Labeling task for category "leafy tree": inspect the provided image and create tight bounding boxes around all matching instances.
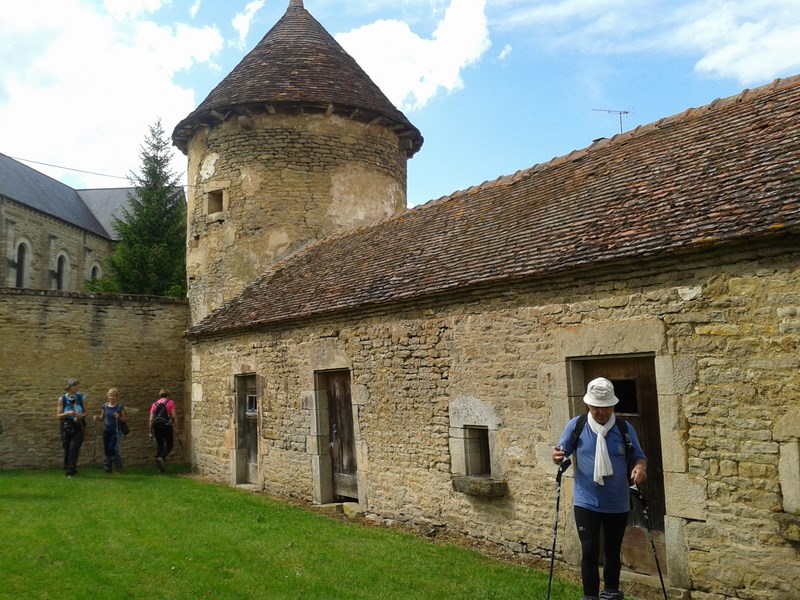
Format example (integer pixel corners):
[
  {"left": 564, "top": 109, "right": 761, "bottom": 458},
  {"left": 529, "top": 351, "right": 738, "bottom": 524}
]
[{"left": 90, "top": 120, "right": 186, "bottom": 297}]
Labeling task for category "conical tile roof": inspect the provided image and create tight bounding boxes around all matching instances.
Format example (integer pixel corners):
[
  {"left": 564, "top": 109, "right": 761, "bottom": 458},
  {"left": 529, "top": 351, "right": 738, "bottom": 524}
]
[{"left": 173, "top": 0, "right": 422, "bottom": 155}]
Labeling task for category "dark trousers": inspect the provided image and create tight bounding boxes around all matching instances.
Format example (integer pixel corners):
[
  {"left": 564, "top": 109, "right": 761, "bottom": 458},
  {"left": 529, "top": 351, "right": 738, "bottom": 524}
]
[
  {"left": 574, "top": 506, "right": 629, "bottom": 596},
  {"left": 102, "top": 429, "right": 123, "bottom": 471},
  {"left": 153, "top": 424, "right": 173, "bottom": 460},
  {"left": 62, "top": 424, "right": 84, "bottom": 476}
]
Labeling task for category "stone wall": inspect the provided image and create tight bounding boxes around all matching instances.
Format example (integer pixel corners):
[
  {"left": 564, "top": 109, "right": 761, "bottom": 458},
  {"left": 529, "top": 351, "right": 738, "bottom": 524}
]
[
  {"left": 0, "top": 289, "right": 189, "bottom": 469},
  {"left": 188, "top": 238, "right": 800, "bottom": 600},
  {"left": 0, "top": 198, "right": 114, "bottom": 291},
  {"left": 184, "top": 112, "right": 408, "bottom": 323}
]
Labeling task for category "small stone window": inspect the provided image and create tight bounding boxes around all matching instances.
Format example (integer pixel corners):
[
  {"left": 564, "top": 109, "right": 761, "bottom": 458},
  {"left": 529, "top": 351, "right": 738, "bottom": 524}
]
[
  {"left": 204, "top": 181, "right": 230, "bottom": 221},
  {"left": 464, "top": 426, "right": 491, "bottom": 476},
  {"left": 449, "top": 396, "right": 507, "bottom": 497},
  {"left": 207, "top": 189, "right": 224, "bottom": 214}
]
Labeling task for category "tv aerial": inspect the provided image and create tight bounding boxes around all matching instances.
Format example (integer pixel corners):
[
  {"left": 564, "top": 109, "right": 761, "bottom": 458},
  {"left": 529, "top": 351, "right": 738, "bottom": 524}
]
[{"left": 592, "top": 108, "right": 632, "bottom": 134}]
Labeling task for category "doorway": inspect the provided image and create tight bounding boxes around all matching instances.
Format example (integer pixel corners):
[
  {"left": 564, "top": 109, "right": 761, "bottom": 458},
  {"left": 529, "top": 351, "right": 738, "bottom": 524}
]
[
  {"left": 317, "top": 370, "right": 358, "bottom": 501},
  {"left": 581, "top": 356, "right": 667, "bottom": 577},
  {"left": 235, "top": 374, "right": 258, "bottom": 484}
]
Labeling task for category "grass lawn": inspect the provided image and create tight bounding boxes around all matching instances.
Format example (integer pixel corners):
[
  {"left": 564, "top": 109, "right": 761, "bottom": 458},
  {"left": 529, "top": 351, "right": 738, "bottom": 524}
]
[{"left": 0, "top": 466, "right": 582, "bottom": 599}]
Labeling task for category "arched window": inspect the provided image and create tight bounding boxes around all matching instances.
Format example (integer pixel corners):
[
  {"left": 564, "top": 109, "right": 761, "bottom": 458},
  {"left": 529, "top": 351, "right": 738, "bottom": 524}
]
[
  {"left": 56, "top": 255, "right": 67, "bottom": 290},
  {"left": 15, "top": 243, "right": 27, "bottom": 288},
  {"left": 91, "top": 264, "right": 101, "bottom": 283}
]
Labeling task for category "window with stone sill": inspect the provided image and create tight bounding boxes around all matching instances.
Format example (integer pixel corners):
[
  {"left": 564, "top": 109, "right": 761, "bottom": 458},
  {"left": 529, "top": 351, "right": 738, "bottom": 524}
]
[
  {"left": 448, "top": 396, "right": 507, "bottom": 497},
  {"left": 204, "top": 184, "right": 230, "bottom": 221}
]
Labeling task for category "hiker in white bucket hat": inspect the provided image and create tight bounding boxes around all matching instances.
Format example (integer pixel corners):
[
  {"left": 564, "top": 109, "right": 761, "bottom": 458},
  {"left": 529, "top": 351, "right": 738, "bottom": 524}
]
[{"left": 551, "top": 377, "right": 648, "bottom": 600}]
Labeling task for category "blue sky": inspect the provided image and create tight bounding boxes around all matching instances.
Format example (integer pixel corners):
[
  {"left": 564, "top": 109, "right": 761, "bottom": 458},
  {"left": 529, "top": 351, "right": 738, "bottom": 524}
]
[{"left": 1, "top": 0, "right": 799, "bottom": 206}]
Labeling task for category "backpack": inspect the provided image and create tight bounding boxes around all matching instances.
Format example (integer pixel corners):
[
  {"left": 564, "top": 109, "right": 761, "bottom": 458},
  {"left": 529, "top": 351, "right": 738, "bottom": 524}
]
[
  {"left": 152, "top": 399, "right": 171, "bottom": 428},
  {"left": 60, "top": 393, "right": 85, "bottom": 435},
  {"left": 571, "top": 413, "right": 635, "bottom": 468}
]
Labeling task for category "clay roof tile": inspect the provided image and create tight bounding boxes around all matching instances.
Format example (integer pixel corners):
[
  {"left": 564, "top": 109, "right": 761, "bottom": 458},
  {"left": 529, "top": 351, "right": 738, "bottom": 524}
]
[
  {"left": 189, "top": 75, "right": 800, "bottom": 338},
  {"left": 172, "top": 0, "right": 421, "bottom": 154}
]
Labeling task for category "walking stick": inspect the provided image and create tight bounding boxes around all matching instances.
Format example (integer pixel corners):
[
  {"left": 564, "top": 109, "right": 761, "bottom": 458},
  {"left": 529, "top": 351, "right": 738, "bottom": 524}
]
[
  {"left": 630, "top": 485, "right": 668, "bottom": 600},
  {"left": 547, "top": 454, "right": 572, "bottom": 600}
]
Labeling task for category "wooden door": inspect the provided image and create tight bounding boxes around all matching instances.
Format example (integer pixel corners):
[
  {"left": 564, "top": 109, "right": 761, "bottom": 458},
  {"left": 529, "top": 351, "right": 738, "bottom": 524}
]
[
  {"left": 583, "top": 357, "right": 667, "bottom": 577},
  {"left": 235, "top": 374, "right": 258, "bottom": 484},
  {"left": 321, "top": 371, "right": 358, "bottom": 500}
]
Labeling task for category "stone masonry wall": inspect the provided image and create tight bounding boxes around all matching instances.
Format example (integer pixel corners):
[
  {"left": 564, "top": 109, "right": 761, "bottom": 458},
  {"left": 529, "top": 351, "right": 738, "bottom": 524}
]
[
  {"left": 1, "top": 199, "right": 114, "bottom": 291},
  {"left": 0, "top": 289, "right": 188, "bottom": 469},
  {"left": 189, "top": 238, "right": 800, "bottom": 599},
  {"left": 184, "top": 112, "right": 408, "bottom": 323}
]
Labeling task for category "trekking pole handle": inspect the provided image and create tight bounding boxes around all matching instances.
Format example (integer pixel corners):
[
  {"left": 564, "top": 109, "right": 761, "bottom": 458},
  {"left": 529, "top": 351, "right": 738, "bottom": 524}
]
[{"left": 555, "top": 446, "right": 572, "bottom": 482}]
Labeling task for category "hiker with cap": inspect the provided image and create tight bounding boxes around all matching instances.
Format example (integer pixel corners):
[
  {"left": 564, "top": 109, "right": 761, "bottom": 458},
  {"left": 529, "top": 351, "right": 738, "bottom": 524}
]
[
  {"left": 57, "top": 378, "right": 88, "bottom": 478},
  {"left": 551, "top": 377, "right": 648, "bottom": 600}
]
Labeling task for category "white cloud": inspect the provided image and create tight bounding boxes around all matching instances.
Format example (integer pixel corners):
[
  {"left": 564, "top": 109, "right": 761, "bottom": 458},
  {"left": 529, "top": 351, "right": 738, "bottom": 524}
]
[
  {"left": 336, "top": 0, "right": 491, "bottom": 110},
  {"left": 231, "top": 0, "right": 265, "bottom": 50},
  {"left": 190, "top": 1, "right": 201, "bottom": 19},
  {"left": 493, "top": 0, "right": 800, "bottom": 85},
  {"left": 0, "top": 0, "right": 223, "bottom": 188},
  {"left": 498, "top": 44, "right": 512, "bottom": 60},
  {"left": 103, "top": 0, "right": 166, "bottom": 19},
  {"left": 670, "top": 1, "right": 800, "bottom": 83}
]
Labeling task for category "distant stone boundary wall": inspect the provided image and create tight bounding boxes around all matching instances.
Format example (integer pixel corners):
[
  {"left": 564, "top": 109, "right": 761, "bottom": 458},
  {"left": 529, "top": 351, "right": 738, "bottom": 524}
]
[{"left": 0, "top": 288, "right": 188, "bottom": 469}]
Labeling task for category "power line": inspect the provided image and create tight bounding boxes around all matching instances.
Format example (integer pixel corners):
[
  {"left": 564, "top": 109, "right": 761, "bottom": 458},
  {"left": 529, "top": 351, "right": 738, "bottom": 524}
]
[{"left": 11, "top": 155, "right": 130, "bottom": 180}]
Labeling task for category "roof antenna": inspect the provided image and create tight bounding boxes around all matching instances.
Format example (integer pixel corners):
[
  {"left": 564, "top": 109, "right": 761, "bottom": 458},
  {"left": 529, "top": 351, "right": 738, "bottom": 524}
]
[{"left": 592, "top": 108, "right": 632, "bottom": 134}]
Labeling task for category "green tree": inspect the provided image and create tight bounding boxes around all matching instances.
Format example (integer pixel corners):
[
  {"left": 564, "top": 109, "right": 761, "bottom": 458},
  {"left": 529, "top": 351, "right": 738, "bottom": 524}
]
[{"left": 90, "top": 120, "right": 186, "bottom": 297}]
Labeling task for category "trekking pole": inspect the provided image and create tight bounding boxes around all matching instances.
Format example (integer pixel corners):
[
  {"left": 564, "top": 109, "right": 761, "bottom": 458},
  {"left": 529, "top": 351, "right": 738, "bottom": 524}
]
[
  {"left": 547, "top": 452, "right": 572, "bottom": 600},
  {"left": 630, "top": 485, "right": 668, "bottom": 600}
]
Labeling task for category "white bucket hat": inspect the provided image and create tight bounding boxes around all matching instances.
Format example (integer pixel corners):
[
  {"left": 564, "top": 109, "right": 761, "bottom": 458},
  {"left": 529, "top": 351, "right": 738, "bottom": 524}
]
[{"left": 583, "top": 377, "right": 619, "bottom": 407}]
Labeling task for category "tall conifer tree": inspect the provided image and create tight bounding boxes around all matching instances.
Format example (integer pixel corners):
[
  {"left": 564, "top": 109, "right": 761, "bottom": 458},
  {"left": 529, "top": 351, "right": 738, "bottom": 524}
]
[{"left": 91, "top": 120, "right": 186, "bottom": 296}]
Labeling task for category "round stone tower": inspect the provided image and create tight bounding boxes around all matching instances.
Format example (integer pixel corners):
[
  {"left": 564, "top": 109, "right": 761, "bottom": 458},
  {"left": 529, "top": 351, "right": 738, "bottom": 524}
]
[{"left": 173, "top": 0, "right": 423, "bottom": 323}]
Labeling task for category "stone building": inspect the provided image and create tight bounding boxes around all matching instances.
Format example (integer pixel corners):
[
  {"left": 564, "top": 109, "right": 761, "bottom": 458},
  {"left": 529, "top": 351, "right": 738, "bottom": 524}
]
[
  {"left": 0, "top": 152, "right": 136, "bottom": 291},
  {"left": 175, "top": 1, "right": 800, "bottom": 598}
]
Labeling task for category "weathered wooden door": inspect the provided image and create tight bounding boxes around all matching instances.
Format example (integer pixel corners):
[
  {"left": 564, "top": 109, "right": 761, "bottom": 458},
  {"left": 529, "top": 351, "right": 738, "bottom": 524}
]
[
  {"left": 583, "top": 357, "right": 667, "bottom": 577},
  {"left": 235, "top": 374, "right": 259, "bottom": 484},
  {"left": 321, "top": 370, "right": 358, "bottom": 500}
]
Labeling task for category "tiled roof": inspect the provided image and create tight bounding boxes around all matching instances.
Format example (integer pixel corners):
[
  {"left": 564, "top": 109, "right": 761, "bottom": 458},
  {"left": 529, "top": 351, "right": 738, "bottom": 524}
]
[
  {"left": 0, "top": 153, "right": 111, "bottom": 239},
  {"left": 189, "top": 75, "right": 800, "bottom": 338},
  {"left": 172, "top": 0, "right": 422, "bottom": 155}
]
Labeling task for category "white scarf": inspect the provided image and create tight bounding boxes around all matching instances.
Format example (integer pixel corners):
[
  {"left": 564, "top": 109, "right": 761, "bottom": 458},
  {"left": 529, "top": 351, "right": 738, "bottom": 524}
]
[{"left": 587, "top": 412, "right": 615, "bottom": 485}]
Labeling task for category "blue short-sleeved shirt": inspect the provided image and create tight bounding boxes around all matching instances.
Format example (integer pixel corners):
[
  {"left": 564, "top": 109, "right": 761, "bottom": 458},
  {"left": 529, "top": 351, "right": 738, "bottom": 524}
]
[{"left": 557, "top": 414, "right": 646, "bottom": 513}]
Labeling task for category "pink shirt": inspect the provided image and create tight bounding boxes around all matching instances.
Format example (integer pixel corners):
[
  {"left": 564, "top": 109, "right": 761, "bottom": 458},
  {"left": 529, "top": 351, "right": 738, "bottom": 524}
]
[{"left": 150, "top": 398, "right": 175, "bottom": 414}]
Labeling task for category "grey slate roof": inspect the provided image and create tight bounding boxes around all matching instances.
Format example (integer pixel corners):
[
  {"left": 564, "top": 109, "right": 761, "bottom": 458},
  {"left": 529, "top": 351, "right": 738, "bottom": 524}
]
[
  {"left": 77, "top": 188, "right": 137, "bottom": 241},
  {"left": 172, "top": 0, "right": 422, "bottom": 155},
  {"left": 188, "top": 75, "right": 800, "bottom": 338},
  {"left": 0, "top": 153, "right": 111, "bottom": 239}
]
